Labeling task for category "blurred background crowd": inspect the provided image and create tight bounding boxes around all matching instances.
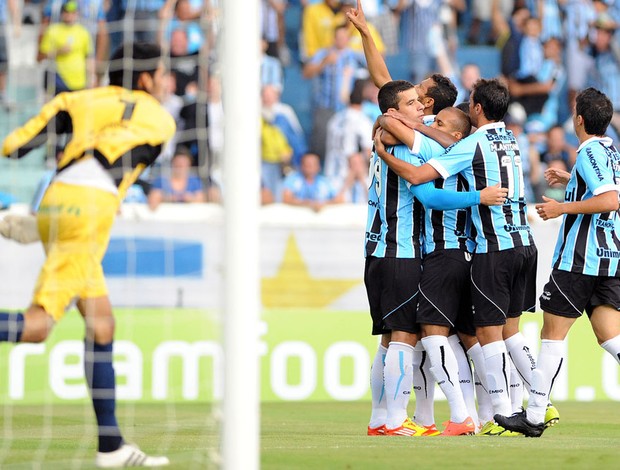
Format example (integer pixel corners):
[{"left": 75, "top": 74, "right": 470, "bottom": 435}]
[{"left": 1, "top": 0, "right": 620, "bottom": 212}]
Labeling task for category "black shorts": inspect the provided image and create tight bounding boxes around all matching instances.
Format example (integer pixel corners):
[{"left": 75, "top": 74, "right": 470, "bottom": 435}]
[
  {"left": 417, "top": 249, "right": 475, "bottom": 336},
  {"left": 364, "top": 256, "right": 422, "bottom": 335},
  {"left": 540, "top": 269, "right": 620, "bottom": 318},
  {"left": 470, "top": 245, "right": 538, "bottom": 327}
]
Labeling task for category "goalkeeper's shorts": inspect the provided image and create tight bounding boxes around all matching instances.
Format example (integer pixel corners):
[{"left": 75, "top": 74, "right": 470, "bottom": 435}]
[{"left": 33, "top": 182, "right": 119, "bottom": 321}]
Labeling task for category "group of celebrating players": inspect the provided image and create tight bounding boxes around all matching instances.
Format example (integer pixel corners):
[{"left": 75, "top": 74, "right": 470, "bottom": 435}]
[{"left": 347, "top": 1, "right": 620, "bottom": 437}]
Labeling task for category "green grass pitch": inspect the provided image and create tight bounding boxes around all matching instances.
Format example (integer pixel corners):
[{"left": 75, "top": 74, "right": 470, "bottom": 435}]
[{"left": 1, "top": 401, "right": 619, "bottom": 468}]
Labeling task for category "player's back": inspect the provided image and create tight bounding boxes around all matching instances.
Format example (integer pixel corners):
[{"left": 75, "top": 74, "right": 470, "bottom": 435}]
[
  {"left": 57, "top": 86, "right": 176, "bottom": 171},
  {"left": 431, "top": 123, "right": 534, "bottom": 253}
]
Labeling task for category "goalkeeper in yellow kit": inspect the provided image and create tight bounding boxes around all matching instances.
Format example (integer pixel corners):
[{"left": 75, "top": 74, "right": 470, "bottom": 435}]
[{"left": 0, "top": 43, "right": 175, "bottom": 468}]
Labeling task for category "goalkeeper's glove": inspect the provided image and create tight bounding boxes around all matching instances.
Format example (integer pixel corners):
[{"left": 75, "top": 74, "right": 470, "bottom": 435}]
[{"left": 0, "top": 214, "right": 41, "bottom": 244}]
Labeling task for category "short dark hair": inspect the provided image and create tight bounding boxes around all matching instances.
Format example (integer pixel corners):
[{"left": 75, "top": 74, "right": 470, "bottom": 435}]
[
  {"left": 455, "top": 101, "right": 470, "bottom": 114},
  {"left": 471, "top": 78, "right": 510, "bottom": 122},
  {"left": 108, "top": 42, "right": 162, "bottom": 90},
  {"left": 427, "top": 74, "right": 458, "bottom": 113},
  {"left": 446, "top": 107, "right": 472, "bottom": 137},
  {"left": 378, "top": 80, "right": 415, "bottom": 114},
  {"left": 349, "top": 79, "right": 366, "bottom": 106},
  {"left": 576, "top": 87, "right": 613, "bottom": 136}
]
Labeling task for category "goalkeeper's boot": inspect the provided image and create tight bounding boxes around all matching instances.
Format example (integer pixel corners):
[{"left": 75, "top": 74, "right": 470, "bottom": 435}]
[
  {"left": 420, "top": 423, "right": 441, "bottom": 436},
  {"left": 367, "top": 424, "right": 386, "bottom": 436},
  {"left": 96, "top": 443, "right": 170, "bottom": 468},
  {"left": 477, "top": 420, "right": 522, "bottom": 437},
  {"left": 544, "top": 403, "right": 560, "bottom": 428},
  {"left": 384, "top": 417, "right": 427, "bottom": 436},
  {"left": 494, "top": 410, "right": 545, "bottom": 438},
  {"left": 441, "top": 416, "right": 476, "bottom": 436}
]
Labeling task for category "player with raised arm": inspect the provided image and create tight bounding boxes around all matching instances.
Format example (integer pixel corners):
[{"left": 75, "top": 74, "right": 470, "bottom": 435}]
[
  {"left": 365, "top": 80, "right": 507, "bottom": 437},
  {"left": 346, "top": 0, "right": 457, "bottom": 125},
  {"left": 495, "top": 88, "right": 620, "bottom": 437},
  {"left": 0, "top": 42, "right": 175, "bottom": 467},
  {"left": 374, "top": 78, "right": 549, "bottom": 435}
]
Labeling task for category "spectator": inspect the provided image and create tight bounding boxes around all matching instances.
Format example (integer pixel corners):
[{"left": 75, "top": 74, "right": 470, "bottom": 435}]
[
  {"left": 525, "top": 37, "right": 566, "bottom": 132},
  {"left": 338, "top": 151, "right": 369, "bottom": 203},
  {"left": 261, "top": 0, "right": 287, "bottom": 59},
  {"left": 454, "top": 63, "right": 481, "bottom": 104},
  {"left": 168, "top": 27, "right": 199, "bottom": 96},
  {"left": 361, "top": 77, "right": 380, "bottom": 121},
  {"left": 584, "top": 13, "right": 620, "bottom": 134},
  {"left": 262, "top": 83, "right": 308, "bottom": 170},
  {"left": 399, "top": 0, "right": 441, "bottom": 84},
  {"left": 0, "top": 0, "right": 20, "bottom": 110},
  {"left": 302, "top": 23, "right": 367, "bottom": 162},
  {"left": 261, "top": 112, "right": 293, "bottom": 201},
  {"left": 148, "top": 146, "right": 205, "bottom": 210},
  {"left": 516, "top": 17, "right": 544, "bottom": 81},
  {"left": 282, "top": 152, "right": 342, "bottom": 210},
  {"left": 40, "top": 0, "right": 108, "bottom": 85},
  {"left": 324, "top": 78, "right": 372, "bottom": 192},
  {"left": 123, "top": 0, "right": 167, "bottom": 44},
  {"left": 38, "top": 1, "right": 94, "bottom": 96},
  {"left": 261, "top": 38, "right": 284, "bottom": 90},
  {"left": 159, "top": 0, "right": 205, "bottom": 55},
  {"left": 540, "top": 125, "right": 576, "bottom": 169},
  {"left": 301, "top": 0, "right": 345, "bottom": 62},
  {"left": 469, "top": 0, "right": 513, "bottom": 45}
]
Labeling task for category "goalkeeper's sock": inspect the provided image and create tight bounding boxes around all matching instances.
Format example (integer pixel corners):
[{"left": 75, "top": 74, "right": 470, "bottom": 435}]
[
  {"left": 412, "top": 343, "right": 435, "bottom": 427},
  {"left": 421, "top": 335, "right": 468, "bottom": 423},
  {"left": 85, "top": 340, "right": 124, "bottom": 453},
  {"left": 527, "top": 339, "right": 565, "bottom": 425},
  {"left": 0, "top": 312, "right": 24, "bottom": 342},
  {"left": 369, "top": 344, "right": 388, "bottom": 428},
  {"left": 384, "top": 342, "right": 413, "bottom": 429},
  {"left": 601, "top": 334, "right": 620, "bottom": 365}
]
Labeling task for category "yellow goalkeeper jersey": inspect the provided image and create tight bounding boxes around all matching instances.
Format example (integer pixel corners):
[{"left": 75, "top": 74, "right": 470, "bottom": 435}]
[{"left": 2, "top": 86, "right": 176, "bottom": 199}]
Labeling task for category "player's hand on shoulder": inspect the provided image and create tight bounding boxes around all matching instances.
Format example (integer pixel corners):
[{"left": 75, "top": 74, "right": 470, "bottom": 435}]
[{"left": 480, "top": 183, "right": 508, "bottom": 206}]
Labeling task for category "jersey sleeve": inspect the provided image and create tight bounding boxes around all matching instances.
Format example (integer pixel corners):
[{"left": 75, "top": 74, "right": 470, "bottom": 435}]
[
  {"left": 2, "top": 93, "right": 72, "bottom": 158},
  {"left": 577, "top": 144, "right": 620, "bottom": 195},
  {"left": 426, "top": 137, "right": 476, "bottom": 179},
  {"left": 410, "top": 181, "right": 481, "bottom": 210},
  {"left": 410, "top": 132, "right": 447, "bottom": 163}
]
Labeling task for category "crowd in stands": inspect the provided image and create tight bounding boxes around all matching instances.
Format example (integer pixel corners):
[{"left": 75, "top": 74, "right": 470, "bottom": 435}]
[
  {"left": 260, "top": 0, "right": 620, "bottom": 210},
  {"left": 2, "top": 0, "right": 620, "bottom": 211}
]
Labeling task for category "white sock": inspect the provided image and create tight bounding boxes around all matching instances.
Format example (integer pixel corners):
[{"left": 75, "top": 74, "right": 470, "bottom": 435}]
[
  {"left": 601, "top": 334, "right": 620, "bottom": 365},
  {"left": 527, "top": 339, "right": 565, "bottom": 424},
  {"left": 369, "top": 344, "right": 388, "bottom": 428},
  {"left": 509, "top": 360, "right": 524, "bottom": 413},
  {"left": 447, "top": 334, "right": 478, "bottom": 424},
  {"left": 412, "top": 342, "right": 435, "bottom": 426},
  {"left": 384, "top": 341, "right": 414, "bottom": 429},
  {"left": 482, "top": 341, "right": 512, "bottom": 417},
  {"left": 468, "top": 343, "right": 493, "bottom": 423},
  {"left": 505, "top": 332, "right": 535, "bottom": 389},
  {"left": 422, "top": 335, "right": 469, "bottom": 423}
]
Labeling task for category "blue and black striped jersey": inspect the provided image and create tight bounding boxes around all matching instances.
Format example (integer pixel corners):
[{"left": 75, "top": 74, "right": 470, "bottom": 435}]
[
  {"left": 409, "top": 131, "right": 475, "bottom": 254},
  {"left": 427, "top": 122, "right": 534, "bottom": 253},
  {"left": 552, "top": 136, "right": 620, "bottom": 276},
  {"left": 366, "top": 144, "right": 424, "bottom": 259}
]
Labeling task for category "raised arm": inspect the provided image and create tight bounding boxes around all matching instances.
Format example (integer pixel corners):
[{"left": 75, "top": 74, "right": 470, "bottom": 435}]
[{"left": 346, "top": 0, "right": 391, "bottom": 87}]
